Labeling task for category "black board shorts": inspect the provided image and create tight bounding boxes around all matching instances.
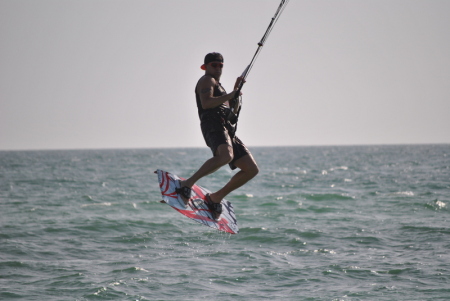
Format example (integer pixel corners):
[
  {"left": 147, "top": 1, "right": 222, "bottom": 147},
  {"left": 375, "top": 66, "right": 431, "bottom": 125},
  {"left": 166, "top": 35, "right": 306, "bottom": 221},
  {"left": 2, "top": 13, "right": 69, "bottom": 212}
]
[{"left": 202, "top": 125, "right": 250, "bottom": 170}]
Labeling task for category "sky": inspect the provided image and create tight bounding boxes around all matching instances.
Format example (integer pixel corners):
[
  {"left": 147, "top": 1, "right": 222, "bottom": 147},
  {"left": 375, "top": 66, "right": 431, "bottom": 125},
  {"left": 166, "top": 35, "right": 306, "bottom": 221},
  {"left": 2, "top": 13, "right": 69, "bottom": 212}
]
[{"left": 1, "top": 0, "right": 449, "bottom": 151}]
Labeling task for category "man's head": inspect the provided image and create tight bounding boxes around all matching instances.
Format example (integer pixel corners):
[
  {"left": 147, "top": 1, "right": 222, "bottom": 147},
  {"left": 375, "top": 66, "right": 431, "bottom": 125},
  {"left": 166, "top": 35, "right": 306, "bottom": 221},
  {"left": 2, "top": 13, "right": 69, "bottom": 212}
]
[
  {"left": 201, "top": 52, "right": 224, "bottom": 79},
  {"left": 201, "top": 52, "right": 224, "bottom": 70}
]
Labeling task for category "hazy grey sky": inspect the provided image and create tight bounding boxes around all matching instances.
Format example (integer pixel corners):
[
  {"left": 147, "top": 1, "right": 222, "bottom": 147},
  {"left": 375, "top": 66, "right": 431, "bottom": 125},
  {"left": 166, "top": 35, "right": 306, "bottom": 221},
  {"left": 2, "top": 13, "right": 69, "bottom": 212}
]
[{"left": 1, "top": 0, "right": 449, "bottom": 150}]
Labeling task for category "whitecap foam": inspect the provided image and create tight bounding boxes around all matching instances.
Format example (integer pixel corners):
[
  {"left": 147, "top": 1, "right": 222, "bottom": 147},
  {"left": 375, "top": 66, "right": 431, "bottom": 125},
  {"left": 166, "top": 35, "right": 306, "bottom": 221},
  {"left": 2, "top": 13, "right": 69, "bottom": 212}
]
[{"left": 394, "top": 191, "right": 414, "bottom": 197}]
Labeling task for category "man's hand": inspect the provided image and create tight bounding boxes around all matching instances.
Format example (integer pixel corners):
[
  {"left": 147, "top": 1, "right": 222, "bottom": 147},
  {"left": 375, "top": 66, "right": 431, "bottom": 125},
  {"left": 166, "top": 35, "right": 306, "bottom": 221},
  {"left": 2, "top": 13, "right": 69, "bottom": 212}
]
[{"left": 234, "top": 76, "right": 246, "bottom": 91}]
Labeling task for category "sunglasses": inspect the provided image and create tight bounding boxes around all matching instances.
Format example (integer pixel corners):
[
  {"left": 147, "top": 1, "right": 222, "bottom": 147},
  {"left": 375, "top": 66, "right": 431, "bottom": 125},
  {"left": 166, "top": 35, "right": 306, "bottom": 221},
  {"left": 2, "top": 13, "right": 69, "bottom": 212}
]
[{"left": 209, "top": 62, "right": 223, "bottom": 68}]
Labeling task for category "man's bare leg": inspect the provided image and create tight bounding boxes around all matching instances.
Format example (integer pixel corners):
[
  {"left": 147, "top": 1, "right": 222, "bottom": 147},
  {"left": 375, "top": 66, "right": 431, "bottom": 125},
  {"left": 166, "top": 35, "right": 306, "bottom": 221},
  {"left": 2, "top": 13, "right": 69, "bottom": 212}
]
[
  {"left": 179, "top": 144, "right": 233, "bottom": 194},
  {"left": 208, "top": 153, "right": 259, "bottom": 203}
]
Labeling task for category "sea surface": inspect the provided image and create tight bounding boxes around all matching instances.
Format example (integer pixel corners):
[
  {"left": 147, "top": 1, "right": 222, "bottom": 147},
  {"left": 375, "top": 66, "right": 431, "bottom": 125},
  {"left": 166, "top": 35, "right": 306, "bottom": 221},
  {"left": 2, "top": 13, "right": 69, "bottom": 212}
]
[{"left": 1, "top": 145, "right": 449, "bottom": 301}]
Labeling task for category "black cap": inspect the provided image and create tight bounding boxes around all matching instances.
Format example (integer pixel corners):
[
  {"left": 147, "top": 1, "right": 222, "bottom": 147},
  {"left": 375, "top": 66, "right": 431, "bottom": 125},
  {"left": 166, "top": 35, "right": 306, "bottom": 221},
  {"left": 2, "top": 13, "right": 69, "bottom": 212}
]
[
  {"left": 204, "top": 52, "right": 224, "bottom": 64},
  {"left": 201, "top": 52, "right": 224, "bottom": 70}
]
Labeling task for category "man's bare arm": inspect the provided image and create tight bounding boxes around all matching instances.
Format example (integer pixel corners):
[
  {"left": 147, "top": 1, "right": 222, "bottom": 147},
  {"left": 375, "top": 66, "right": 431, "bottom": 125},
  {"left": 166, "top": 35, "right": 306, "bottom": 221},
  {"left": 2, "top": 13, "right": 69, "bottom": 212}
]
[{"left": 197, "top": 76, "right": 237, "bottom": 110}]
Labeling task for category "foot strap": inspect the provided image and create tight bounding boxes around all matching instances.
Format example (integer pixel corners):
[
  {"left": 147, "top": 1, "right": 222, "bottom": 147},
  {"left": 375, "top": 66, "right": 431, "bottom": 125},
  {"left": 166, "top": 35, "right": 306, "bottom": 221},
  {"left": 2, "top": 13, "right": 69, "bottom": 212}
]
[
  {"left": 205, "top": 194, "right": 222, "bottom": 218},
  {"left": 175, "top": 183, "right": 192, "bottom": 200}
]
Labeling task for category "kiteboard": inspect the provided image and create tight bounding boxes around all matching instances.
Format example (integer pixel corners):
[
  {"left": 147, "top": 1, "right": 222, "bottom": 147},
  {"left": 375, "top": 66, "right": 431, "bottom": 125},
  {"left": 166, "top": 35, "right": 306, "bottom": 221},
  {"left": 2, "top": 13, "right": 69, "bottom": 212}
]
[{"left": 155, "top": 169, "right": 239, "bottom": 234}]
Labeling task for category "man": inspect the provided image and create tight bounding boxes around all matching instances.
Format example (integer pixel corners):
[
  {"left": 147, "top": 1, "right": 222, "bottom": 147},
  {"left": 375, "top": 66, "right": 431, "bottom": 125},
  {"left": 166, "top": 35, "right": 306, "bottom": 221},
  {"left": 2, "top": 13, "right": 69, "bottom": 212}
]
[{"left": 177, "top": 52, "right": 259, "bottom": 219}]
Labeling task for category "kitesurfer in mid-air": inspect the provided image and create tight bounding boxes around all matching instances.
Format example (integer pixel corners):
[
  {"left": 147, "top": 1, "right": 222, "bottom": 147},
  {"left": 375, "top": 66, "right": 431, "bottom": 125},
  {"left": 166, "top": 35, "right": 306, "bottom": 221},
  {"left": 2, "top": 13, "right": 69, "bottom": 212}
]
[{"left": 177, "top": 52, "right": 259, "bottom": 219}]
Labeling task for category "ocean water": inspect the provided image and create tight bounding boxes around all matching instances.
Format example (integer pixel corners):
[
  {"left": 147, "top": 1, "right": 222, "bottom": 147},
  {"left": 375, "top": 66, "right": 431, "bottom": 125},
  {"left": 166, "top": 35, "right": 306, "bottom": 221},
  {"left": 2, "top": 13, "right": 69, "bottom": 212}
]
[{"left": 1, "top": 145, "right": 449, "bottom": 301}]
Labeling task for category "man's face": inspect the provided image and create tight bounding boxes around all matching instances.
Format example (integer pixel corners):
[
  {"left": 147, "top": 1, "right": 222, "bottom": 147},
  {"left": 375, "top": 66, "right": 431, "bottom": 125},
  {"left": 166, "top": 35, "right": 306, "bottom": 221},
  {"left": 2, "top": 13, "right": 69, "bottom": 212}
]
[{"left": 206, "top": 61, "right": 223, "bottom": 78}]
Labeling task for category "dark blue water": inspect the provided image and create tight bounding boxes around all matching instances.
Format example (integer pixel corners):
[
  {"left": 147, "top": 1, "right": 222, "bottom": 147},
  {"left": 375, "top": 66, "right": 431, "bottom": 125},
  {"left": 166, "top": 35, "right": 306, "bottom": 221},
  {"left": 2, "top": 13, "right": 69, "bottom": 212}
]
[{"left": 1, "top": 145, "right": 449, "bottom": 300}]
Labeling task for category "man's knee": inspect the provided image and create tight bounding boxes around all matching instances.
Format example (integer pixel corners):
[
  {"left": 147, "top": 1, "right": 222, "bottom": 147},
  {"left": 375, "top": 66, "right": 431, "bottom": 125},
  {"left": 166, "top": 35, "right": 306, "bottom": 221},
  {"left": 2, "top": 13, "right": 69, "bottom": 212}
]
[
  {"left": 236, "top": 155, "right": 259, "bottom": 178},
  {"left": 215, "top": 144, "right": 234, "bottom": 165},
  {"left": 219, "top": 152, "right": 233, "bottom": 166},
  {"left": 248, "top": 162, "right": 259, "bottom": 178}
]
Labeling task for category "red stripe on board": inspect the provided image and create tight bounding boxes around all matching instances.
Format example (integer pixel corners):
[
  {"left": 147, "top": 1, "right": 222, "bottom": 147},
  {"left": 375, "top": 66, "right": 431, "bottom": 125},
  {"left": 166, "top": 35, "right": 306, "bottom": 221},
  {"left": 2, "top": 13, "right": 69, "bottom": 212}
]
[
  {"left": 162, "top": 172, "right": 171, "bottom": 195},
  {"left": 159, "top": 170, "right": 165, "bottom": 188},
  {"left": 192, "top": 185, "right": 205, "bottom": 199},
  {"left": 217, "top": 218, "right": 233, "bottom": 233},
  {"left": 165, "top": 192, "right": 178, "bottom": 198},
  {"left": 172, "top": 206, "right": 237, "bottom": 234}
]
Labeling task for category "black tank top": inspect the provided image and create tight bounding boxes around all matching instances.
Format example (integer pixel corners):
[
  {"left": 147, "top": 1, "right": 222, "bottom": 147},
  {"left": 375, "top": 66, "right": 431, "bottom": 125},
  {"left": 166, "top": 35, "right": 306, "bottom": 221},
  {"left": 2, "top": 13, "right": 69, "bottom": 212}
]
[{"left": 195, "top": 77, "right": 228, "bottom": 121}]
